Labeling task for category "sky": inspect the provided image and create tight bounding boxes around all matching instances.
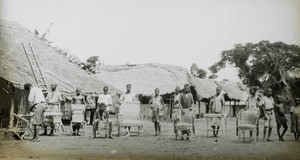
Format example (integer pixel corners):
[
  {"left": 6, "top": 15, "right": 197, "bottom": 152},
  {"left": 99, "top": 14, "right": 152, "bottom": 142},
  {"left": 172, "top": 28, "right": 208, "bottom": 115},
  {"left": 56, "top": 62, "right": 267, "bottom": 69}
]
[{"left": 1, "top": 0, "right": 300, "bottom": 81}]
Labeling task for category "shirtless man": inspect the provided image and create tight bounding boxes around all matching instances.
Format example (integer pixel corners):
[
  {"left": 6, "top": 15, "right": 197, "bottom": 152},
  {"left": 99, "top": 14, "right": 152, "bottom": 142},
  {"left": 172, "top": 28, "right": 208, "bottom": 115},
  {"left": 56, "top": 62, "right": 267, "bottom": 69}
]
[
  {"left": 275, "top": 95, "right": 288, "bottom": 141},
  {"left": 71, "top": 88, "right": 86, "bottom": 136}
]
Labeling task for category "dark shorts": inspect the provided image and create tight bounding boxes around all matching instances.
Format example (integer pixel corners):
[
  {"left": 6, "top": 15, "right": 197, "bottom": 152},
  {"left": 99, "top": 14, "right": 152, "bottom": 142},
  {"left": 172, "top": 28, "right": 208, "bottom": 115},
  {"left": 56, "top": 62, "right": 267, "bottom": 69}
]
[
  {"left": 277, "top": 116, "right": 288, "bottom": 126},
  {"left": 32, "top": 103, "right": 47, "bottom": 125}
]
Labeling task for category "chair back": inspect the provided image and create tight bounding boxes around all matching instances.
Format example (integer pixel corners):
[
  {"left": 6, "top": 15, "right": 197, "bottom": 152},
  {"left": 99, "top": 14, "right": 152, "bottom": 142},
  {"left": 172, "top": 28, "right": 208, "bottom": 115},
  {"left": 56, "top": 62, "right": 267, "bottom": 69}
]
[
  {"left": 119, "top": 101, "right": 140, "bottom": 121},
  {"left": 237, "top": 108, "right": 259, "bottom": 127},
  {"left": 71, "top": 104, "right": 86, "bottom": 122}
]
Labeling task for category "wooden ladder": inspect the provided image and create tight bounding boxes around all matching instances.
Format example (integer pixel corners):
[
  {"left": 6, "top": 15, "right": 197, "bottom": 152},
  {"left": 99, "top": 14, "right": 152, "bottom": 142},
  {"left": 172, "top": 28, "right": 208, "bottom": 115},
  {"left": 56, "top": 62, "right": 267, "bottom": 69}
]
[{"left": 22, "top": 43, "right": 48, "bottom": 94}]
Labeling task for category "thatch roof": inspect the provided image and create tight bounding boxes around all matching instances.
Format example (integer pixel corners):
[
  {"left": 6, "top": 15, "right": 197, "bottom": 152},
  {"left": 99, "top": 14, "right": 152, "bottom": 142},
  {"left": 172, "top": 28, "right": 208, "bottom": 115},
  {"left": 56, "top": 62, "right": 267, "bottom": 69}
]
[
  {"left": 189, "top": 76, "right": 219, "bottom": 99},
  {"left": 215, "top": 81, "right": 249, "bottom": 101},
  {"left": 96, "top": 63, "right": 191, "bottom": 95},
  {"left": 190, "top": 77, "right": 249, "bottom": 102},
  {"left": 0, "top": 20, "right": 120, "bottom": 93}
]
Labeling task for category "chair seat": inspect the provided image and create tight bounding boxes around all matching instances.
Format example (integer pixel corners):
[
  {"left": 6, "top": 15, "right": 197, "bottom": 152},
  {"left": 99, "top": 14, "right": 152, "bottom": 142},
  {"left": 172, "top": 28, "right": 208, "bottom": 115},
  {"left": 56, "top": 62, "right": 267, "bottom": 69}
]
[
  {"left": 175, "top": 123, "right": 193, "bottom": 130},
  {"left": 122, "top": 120, "right": 143, "bottom": 127},
  {"left": 238, "top": 125, "right": 257, "bottom": 130}
]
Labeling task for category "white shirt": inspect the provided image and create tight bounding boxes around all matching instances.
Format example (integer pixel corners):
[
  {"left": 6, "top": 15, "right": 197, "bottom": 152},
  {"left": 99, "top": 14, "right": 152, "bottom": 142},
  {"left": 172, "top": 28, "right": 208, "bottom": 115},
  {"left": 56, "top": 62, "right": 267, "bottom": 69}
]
[
  {"left": 247, "top": 95, "right": 259, "bottom": 109},
  {"left": 46, "top": 90, "right": 62, "bottom": 104},
  {"left": 98, "top": 94, "right": 112, "bottom": 106},
  {"left": 120, "top": 92, "right": 135, "bottom": 102},
  {"left": 262, "top": 96, "right": 274, "bottom": 110},
  {"left": 28, "top": 86, "right": 45, "bottom": 106}
]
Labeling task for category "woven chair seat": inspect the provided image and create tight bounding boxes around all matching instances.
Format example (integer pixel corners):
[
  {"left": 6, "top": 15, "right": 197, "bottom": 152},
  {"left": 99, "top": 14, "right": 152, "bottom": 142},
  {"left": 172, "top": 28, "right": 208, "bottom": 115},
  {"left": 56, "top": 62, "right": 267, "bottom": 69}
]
[
  {"left": 122, "top": 120, "right": 143, "bottom": 127},
  {"left": 176, "top": 123, "right": 193, "bottom": 130}
]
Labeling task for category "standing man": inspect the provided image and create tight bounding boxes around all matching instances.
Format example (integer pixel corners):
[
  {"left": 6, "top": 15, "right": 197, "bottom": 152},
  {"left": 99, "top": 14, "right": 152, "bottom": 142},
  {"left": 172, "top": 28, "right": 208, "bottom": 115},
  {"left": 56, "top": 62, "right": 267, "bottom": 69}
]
[
  {"left": 24, "top": 83, "right": 47, "bottom": 142},
  {"left": 261, "top": 88, "right": 275, "bottom": 142},
  {"left": 275, "top": 95, "right": 288, "bottom": 141},
  {"left": 246, "top": 86, "right": 260, "bottom": 109},
  {"left": 119, "top": 84, "right": 135, "bottom": 102},
  {"left": 172, "top": 86, "right": 183, "bottom": 122},
  {"left": 179, "top": 84, "right": 194, "bottom": 140},
  {"left": 71, "top": 88, "right": 86, "bottom": 136},
  {"left": 43, "top": 83, "right": 63, "bottom": 136},
  {"left": 94, "top": 86, "right": 113, "bottom": 139},
  {"left": 119, "top": 84, "right": 135, "bottom": 136},
  {"left": 209, "top": 87, "right": 225, "bottom": 137}
]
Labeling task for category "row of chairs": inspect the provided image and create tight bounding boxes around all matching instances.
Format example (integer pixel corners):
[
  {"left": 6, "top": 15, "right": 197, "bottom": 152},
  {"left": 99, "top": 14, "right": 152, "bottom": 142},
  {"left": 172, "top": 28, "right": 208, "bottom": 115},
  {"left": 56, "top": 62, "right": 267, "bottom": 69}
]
[{"left": 11, "top": 103, "right": 259, "bottom": 142}]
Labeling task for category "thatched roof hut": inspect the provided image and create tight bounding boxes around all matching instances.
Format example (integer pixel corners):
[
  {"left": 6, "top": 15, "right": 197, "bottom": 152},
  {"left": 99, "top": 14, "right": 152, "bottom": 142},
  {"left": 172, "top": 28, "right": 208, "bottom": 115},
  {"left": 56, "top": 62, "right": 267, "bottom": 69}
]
[
  {"left": 190, "top": 77, "right": 249, "bottom": 102},
  {"left": 96, "top": 63, "right": 191, "bottom": 95},
  {"left": 0, "top": 20, "right": 120, "bottom": 93}
]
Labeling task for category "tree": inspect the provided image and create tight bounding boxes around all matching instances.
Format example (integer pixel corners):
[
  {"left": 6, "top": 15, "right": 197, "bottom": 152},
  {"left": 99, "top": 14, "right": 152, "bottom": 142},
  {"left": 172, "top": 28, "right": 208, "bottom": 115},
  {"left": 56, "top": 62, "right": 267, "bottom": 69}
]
[
  {"left": 209, "top": 40, "right": 300, "bottom": 100},
  {"left": 190, "top": 63, "right": 207, "bottom": 78},
  {"left": 190, "top": 63, "right": 199, "bottom": 77},
  {"left": 82, "top": 56, "right": 101, "bottom": 74},
  {"left": 197, "top": 68, "right": 207, "bottom": 79}
]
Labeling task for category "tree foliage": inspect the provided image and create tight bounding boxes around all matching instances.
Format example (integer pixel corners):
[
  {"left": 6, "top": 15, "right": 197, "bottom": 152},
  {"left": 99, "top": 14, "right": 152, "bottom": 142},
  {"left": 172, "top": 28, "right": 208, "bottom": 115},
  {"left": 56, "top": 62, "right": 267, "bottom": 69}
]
[
  {"left": 82, "top": 56, "right": 101, "bottom": 74},
  {"left": 190, "top": 63, "right": 207, "bottom": 79},
  {"left": 209, "top": 40, "right": 300, "bottom": 97}
]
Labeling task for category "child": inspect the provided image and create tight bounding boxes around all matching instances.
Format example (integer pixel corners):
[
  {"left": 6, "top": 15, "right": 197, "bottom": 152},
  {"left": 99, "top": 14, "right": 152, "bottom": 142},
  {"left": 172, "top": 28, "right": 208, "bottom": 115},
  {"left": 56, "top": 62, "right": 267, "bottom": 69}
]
[
  {"left": 93, "top": 102, "right": 112, "bottom": 138},
  {"left": 274, "top": 95, "right": 288, "bottom": 141},
  {"left": 149, "top": 88, "right": 164, "bottom": 136},
  {"left": 290, "top": 98, "right": 300, "bottom": 140}
]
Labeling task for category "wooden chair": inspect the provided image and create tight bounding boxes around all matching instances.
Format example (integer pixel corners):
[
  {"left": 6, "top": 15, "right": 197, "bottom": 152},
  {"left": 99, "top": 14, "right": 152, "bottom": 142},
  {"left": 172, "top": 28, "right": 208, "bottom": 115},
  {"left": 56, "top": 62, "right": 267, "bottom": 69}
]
[
  {"left": 117, "top": 102, "right": 146, "bottom": 136},
  {"left": 203, "top": 113, "right": 227, "bottom": 138},
  {"left": 174, "top": 109, "right": 196, "bottom": 141},
  {"left": 43, "top": 104, "right": 65, "bottom": 135},
  {"left": 9, "top": 113, "right": 33, "bottom": 140},
  {"left": 236, "top": 108, "right": 260, "bottom": 142},
  {"left": 93, "top": 110, "right": 111, "bottom": 138},
  {"left": 70, "top": 104, "right": 87, "bottom": 136}
]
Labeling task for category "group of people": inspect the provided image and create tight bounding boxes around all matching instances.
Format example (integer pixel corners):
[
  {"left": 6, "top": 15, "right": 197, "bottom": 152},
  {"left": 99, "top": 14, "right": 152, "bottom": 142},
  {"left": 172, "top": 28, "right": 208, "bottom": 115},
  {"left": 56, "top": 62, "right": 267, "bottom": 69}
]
[
  {"left": 245, "top": 86, "right": 300, "bottom": 141},
  {"left": 24, "top": 81, "right": 300, "bottom": 142}
]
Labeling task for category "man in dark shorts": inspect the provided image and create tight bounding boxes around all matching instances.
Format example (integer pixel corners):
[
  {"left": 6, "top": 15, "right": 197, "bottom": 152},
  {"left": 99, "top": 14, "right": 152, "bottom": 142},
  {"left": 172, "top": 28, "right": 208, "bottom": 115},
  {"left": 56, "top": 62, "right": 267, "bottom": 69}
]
[
  {"left": 24, "top": 83, "right": 47, "bottom": 142},
  {"left": 275, "top": 95, "right": 288, "bottom": 141}
]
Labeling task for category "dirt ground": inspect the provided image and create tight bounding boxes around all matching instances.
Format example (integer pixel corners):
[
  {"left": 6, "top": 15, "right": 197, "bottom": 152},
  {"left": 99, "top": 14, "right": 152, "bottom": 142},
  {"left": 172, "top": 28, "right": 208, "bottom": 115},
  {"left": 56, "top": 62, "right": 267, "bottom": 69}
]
[{"left": 1, "top": 118, "right": 300, "bottom": 160}]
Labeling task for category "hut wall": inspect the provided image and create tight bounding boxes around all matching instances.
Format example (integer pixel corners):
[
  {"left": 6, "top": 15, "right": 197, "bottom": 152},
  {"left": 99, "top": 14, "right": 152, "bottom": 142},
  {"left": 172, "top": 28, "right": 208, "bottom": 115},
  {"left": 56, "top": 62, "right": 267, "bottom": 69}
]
[{"left": 0, "top": 77, "right": 29, "bottom": 128}]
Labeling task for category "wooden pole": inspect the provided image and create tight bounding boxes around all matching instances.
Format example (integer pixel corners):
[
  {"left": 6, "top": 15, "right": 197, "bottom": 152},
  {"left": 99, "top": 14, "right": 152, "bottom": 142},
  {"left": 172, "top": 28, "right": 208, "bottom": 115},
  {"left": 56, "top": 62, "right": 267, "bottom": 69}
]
[
  {"left": 198, "top": 101, "right": 201, "bottom": 118},
  {"left": 9, "top": 97, "right": 14, "bottom": 129}
]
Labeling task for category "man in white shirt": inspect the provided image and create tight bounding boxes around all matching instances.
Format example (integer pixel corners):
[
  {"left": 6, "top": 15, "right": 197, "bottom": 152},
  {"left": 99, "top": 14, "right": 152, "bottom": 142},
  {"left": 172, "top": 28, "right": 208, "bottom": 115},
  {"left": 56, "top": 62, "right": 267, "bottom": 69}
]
[
  {"left": 209, "top": 87, "right": 225, "bottom": 137},
  {"left": 261, "top": 88, "right": 275, "bottom": 142},
  {"left": 24, "top": 83, "right": 47, "bottom": 142},
  {"left": 118, "top": 84, "right": 135, "bottom": 136},
  {"left": 93, "top": 86, "right": 113, "bottom": 138},
  {"left": 119, "top": 84, "right": 135, "bottom": 103}
]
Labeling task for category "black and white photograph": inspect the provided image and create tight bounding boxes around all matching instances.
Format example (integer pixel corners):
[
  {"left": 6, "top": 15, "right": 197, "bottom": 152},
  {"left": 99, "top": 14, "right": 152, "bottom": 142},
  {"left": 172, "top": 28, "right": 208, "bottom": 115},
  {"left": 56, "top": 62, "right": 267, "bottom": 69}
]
[{"left": 0, "top": 0, "right": 299, "bottom": 159}]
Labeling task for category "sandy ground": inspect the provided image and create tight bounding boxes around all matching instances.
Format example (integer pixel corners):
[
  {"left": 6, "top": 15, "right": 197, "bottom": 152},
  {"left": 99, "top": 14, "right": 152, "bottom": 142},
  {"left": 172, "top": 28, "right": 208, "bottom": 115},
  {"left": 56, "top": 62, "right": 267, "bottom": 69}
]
[{"left": 1, "top": 118, "right": 300, "bottom": 160}]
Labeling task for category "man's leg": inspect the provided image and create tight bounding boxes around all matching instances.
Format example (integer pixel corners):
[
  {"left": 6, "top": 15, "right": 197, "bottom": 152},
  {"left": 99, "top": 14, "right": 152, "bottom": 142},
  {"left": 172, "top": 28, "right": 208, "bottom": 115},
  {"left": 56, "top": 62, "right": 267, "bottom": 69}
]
[
  {"left": 32, "top": 125, "right": 40, "bottom": 142},
  {"left": 263, "top": 126, "right": 268, "bottom": 141},
  {"left": 157, "top": 122, "right": 161, "bottom": 136},
  {"left": 49, "top": 121, "right": 55, "bottom": 136},
  {"left": 108, "top": 122, "right": 113, "bottom": 138},
  {"left": 42, "top": 126, "right": 47, "bottom": 136},
  {"left": 154, "top": 122, "right": 158, "bottom": 136},
  {"left": 211, "top": 125, "right": 216, "bottom": 137},
  {"left": 93, "top": 121, "right": 98, "bottom": 138},
  {"left": 281, "top": 122, "right": 288, "bottom": 141},
  {"left": 267, "top": 113, "right": 275, "bottom": 142},
  {"left": 277, "top": 123, "right": 282, "bottom": 140},
  {"left": 216, "top": 126, "right": 220, "bottom": 137}
]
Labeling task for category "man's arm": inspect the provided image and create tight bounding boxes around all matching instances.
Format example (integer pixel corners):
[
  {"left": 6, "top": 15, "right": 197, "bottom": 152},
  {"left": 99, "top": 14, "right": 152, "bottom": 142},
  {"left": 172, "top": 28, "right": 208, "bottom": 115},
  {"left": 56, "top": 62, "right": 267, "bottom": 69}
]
[
  {"left": 28, "top": 89, "right": 35, "bottom": 106},
  {"left": 160, "top": 96, "right": 165, "bottom": 106},
  {"left": 107, "top": 95, "right": 112, "bottom": 106}
]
